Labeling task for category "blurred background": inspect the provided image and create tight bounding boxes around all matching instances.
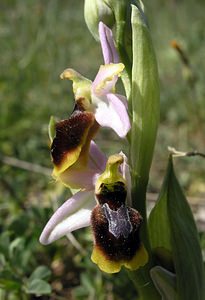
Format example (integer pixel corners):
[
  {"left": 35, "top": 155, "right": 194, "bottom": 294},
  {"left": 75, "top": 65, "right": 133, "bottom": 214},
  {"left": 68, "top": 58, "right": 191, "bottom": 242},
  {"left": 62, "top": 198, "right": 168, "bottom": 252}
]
[{"left": 0, "top": 0, "right": 205, "bottom": 299}]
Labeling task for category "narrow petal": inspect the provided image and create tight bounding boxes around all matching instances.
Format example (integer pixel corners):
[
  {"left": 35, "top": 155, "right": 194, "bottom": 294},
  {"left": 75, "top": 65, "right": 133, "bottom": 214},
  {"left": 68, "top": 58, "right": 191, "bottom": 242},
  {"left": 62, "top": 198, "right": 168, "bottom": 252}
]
[
  {"left": 48, "top": 116, "right": 56, "bottom": 143},
  {"left": 39, "top": 191, "right": 94, "bottom": 245},
  {"left": 120, "top": 152, "right": 132, "bottom": 206},
  {"left": 92, "top": 63, "right": 124, "bottom": 97},
  {"left": 99, "top": 22, "right": 119, "bottom": 64},
  {"left": 114, "top": 94, "right": 128, "bottom": 109},
  {"left": 88, "top": 141, "right": 107, "bottom": 172},
  {"left": 94, "top": 93, "right": 130, "bottom": 138}
]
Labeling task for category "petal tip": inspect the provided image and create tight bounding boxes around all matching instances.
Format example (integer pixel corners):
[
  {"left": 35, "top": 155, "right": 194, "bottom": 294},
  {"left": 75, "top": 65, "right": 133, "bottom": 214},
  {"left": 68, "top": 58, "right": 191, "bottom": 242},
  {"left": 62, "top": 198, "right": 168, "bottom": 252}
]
[
  {"left": 60, "top": 68, "right": 71, "bottom": 80},
  {"left": 60, "top": 68, "right": 80, "bottom": 81},
  {"left": 39, "top": 232, "right": 50, "bottom": 246}
]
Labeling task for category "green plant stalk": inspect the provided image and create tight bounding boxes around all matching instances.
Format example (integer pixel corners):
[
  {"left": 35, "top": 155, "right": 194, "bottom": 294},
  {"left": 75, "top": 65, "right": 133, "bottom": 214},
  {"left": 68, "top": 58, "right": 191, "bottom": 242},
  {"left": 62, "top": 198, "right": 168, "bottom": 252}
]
[
  {"left": 126, "top": 3, "right": 160, "bottom": 298},
  {"left": 127, "top": 265, "right": 161, "bottom": 300},
  {"left": 108, "top": 1, "right": 160, "bottom": 297},
  {"left": 128, "top": 180, "right": 161, "bottom": 300},
  {"left": 130, "top": 3, "right": 159, "bottom": 197},
  {"left": 130, "top": 0, "right": 160, "bottom": 259},
  {"left": 116, "top": 21, "right": 132, "bottom": 112}
]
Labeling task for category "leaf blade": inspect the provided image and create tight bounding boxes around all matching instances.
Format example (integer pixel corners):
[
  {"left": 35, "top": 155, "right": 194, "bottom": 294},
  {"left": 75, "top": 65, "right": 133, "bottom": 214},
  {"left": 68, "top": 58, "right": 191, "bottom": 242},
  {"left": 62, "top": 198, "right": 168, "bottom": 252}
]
[{"left": 148, "top": 157, "right": 205, "bottom": 300}]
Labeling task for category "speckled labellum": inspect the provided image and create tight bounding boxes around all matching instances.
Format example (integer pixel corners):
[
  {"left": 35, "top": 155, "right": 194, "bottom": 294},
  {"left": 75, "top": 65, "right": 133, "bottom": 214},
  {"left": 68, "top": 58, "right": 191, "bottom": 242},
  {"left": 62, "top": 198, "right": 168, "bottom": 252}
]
[{"left": 91, "top": 155, "right": 148, "bottom": 273}]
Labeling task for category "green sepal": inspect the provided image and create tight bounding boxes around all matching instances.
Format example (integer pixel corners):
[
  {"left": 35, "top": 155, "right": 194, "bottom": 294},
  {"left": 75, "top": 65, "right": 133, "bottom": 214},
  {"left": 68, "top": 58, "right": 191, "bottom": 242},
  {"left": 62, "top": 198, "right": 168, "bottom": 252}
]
[
  {"left": 48, "top": 116, "right": 56, "bottom": 143},
  {"left": 130, "top": 3, "right": 160, "bottom": 191},
  {"left": 150, "top": 266, "right": 177, "bottom": 300},
  {"left": 60, "top": 68, "right": 92, "bottom": 104},
  {"left": 148, "top": 156, "right": 205, "bottom": 300}
]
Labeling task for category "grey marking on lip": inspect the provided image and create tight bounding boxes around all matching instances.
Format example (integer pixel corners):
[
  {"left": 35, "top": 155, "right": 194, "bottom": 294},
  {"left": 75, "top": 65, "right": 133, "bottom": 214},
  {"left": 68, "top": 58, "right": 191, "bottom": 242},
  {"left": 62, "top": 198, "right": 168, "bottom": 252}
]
[{"left": 102, "top": 203, "right": 133, "bottom": 239}]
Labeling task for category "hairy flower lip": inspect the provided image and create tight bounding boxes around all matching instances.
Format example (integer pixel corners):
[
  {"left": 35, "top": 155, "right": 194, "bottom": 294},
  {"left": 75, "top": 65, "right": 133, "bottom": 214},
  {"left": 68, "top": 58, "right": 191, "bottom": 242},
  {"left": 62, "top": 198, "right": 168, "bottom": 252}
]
[
  {"left": 91, "top": 243, "right": 148, "bottom": 274},
  {"left": 51, "top": 111, "right": 96, "bottom": 177}
]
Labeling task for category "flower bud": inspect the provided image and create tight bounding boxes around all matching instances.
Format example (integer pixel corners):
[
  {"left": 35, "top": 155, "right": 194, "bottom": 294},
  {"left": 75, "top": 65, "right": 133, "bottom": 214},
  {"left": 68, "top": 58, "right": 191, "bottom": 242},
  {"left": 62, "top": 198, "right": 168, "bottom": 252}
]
[{"left": 84, "top": 0, "right": 115, "bottom": 40}]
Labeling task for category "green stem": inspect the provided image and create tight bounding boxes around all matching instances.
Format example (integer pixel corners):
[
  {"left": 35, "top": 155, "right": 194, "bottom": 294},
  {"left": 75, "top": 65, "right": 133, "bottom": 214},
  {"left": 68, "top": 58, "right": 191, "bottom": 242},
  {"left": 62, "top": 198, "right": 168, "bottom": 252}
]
[
  {"left": 111, "top": 2, "right": 160, "bottom": 298},
  {"left": 128, "top": 267, "right": 161, "bottom": 300},
  {"left": 114, "top": 2, "right": 132, "bottom": 99},
  {"left": 129, "top": 177, "right": 161, "bottom": 300},
  {"left": 116, "top": 21, "right": 131, "bottom": 97},
  {"left": 132, "top": 177, "right": 149, "bottom": 249}
]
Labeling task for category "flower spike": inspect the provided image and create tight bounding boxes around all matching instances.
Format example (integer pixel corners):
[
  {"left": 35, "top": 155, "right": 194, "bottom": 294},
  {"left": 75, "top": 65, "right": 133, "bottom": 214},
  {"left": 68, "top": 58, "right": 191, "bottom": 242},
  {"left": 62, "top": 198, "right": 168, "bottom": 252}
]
[{"left": 40, "top": 22, "right": 133, "bottom": 273}]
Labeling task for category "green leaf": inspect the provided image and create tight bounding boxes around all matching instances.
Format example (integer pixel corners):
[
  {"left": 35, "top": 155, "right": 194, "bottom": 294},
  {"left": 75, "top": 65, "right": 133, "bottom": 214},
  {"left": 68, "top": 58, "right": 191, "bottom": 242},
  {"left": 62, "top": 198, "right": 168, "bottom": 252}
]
[
  {"left": 9, "top": 237, "right": 25, "bottom": 261},
  {"left": 25, "top": 279, "right": 51, "bottom": 295},
  {"left": 0, "top": 270, "right": 21, "bottom": 292},
  {"left": 29, "top": 266, "right": 51, "bottom": 281},
  {"left": 0, "top": 279, "right": 21, "bottom": 291},
  {"left": 0, "top": 254, "right": 6, "bottom": 270},
  {"left": 0, "top": 232, "right": 10, "bottom": 257},
  {"left": 130, "top": 3, "right": 160, "bottom": 194},
  {"left": 150, "top": 266, "right": 177, "bottom": 300},
  {"left": 148, "top": 157, "right": 205, "bottom": 300}
]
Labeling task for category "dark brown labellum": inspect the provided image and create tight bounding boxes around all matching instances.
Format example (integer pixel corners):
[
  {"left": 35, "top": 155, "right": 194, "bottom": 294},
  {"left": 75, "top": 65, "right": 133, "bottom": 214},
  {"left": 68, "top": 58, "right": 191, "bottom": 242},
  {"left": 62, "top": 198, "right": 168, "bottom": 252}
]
[
  {"left": 51, "top": 110, "right": 94, "bottom": 166},
  {"left": 91, "top": 204, "right": 143, "bottom": 262}
]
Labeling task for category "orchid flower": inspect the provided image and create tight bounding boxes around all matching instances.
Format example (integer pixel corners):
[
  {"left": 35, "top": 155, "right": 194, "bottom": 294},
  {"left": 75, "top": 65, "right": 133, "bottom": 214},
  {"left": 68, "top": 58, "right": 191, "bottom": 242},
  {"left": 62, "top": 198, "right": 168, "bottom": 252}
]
[
  {"left": 51, "top": 22, "right": 130, "bottom": 189},
  {"left": 40, "top": 153, "right": 148, "bottom": 273},
  {"left": 40, "top": 151, "right": 127, "bottom": 245},
  {"left": 61, "top": 23, "right": 130, "bottom": 138}
]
